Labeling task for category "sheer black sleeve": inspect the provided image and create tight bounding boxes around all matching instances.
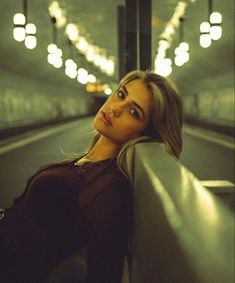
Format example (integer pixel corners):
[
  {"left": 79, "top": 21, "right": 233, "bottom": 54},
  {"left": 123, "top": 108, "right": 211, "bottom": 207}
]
[{"left": 82, "top": 179, "right": 133, "bottom": 283}]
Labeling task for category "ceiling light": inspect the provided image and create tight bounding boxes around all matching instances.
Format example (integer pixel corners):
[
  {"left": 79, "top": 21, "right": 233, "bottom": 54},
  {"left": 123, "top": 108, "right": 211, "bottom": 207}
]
[
  {"left": 210, "top": 25, "right": 222, "bottom": 41},
  {"left": 48, "top": 1, "right": 66, "bottom": 28},
  {"left": 53, "top": 57, "right": 63, "bottom": 68},
  {"left": 48, "top": 1, "right": 115, "bottom": 77},
  {"left": 179, "top": 42, "right": 189, "bottom": 52},
  {"left": 87, "top": 74, "right": 96, "bottom": 83},
  {"left": 65, "top": 23, "right": 79, "bottom": 42},
  {"left": 210, "top": 12, "right": 222, "bottom": 24},
  {"left": 174, "top": 17, "right": 190, "bottom": 67},
  {"left": 154, "top": 56, "right": 172, "bottom": 77},
  {"left": 199, "top": 0, "right": 222, "bottom": 46},
  {"left": 47, "top": 17, "right": 63, "bottom": 68},
  {"left": 24, "top": 23, "right": 37, "bottom": 49},
  {"left": 13, "top": 26, "right": 26, "bottom": 42},
  {"left": 25, "top": 23, "right": 36, "bottom": 34},
  {"left": 13, "top": 13, "right": 26, "bottom": 25},
  {"left": 47, "top": 44, "right": 63, "bottom": 68},
  {"left": 76, "top": 37, "right": 88, "bottom": 54},
  {"left": 200, "top": 22, "right": 210, "bottom": 33},
  {"left": 155, "top": 1, "right": 190, "bottom": 76},
  {"left": 65, "top": 59, "right": 77, "bottom": 79},
  {"left": 25, "top": 35, "right": 37, "bottom": 49},
  {"left": 200, "top": 34, "right": 212, "bottom": 48},
  {"left": 174, "top": 55, "right": 184, "bottom": 67},
  {"left": 77, "top": 68, "right": 88, "bottom": 84},
  {"left": 13, "top": 13, "right": 26, "bottom": 42},
  {"left": 104, "top": 87, "right": 112, "bottom": 96},
  {"left": 47, "top": 43, "right": 57, "bottom": 53},
  {"left": 210, "top": 12, "right": 222, "bottom": 40}
]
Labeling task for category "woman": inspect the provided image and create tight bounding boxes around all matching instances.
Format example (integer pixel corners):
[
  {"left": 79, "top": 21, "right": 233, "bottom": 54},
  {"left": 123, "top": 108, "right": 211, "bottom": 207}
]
[{"left": 0, "top": 70, "right": 183, "bottom": 283}]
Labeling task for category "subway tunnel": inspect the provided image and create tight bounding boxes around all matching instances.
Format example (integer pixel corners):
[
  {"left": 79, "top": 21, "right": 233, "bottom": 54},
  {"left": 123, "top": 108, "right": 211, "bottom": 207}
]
[{"left": 0, "top": 0, "right": 234, "bottom": 283}]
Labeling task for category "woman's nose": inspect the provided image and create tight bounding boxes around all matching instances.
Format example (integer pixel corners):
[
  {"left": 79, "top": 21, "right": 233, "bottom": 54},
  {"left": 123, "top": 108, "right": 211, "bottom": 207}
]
[{"left": 109, "top": 102, "right": 124, "bottom": 117}]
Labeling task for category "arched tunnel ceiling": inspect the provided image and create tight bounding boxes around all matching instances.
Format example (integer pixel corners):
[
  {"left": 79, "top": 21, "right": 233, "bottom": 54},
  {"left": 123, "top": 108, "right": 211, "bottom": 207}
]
[{"left": 0, "top": 0, "right": 233, "bottom": 94}]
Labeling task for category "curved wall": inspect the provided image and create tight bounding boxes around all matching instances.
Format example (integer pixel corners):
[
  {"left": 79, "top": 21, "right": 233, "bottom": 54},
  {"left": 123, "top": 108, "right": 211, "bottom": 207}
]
[
  {"left": 0, "top": 70, "right": 94, "bottom": 131},
  {"left": 182, "top": 72, "right": 234, "bottom": 128}
]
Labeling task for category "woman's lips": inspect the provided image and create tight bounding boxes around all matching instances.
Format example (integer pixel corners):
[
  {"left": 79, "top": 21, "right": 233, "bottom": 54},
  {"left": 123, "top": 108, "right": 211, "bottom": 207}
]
[{"left": 100, "top": 111, "right": 113, "bottom": 126}]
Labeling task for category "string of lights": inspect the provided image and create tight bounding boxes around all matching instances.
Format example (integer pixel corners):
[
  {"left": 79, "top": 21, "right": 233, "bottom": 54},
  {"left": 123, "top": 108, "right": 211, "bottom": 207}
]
[
  {"left": 12, "top": 0, "right": 223, "bottom": 84},
  {"left": 13, "top": 0, "right": 37, "bottom": 49},
  {"left": 154, "top": 0, "right": 223, "bottom": 77}
]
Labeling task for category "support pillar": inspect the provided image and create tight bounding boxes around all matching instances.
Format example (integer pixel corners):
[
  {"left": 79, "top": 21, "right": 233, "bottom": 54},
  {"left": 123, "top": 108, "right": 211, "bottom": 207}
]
[
  {"left": 124, "top": 0, "right": 137, "bottom": 73},
  {"left": 138, "top": 0, "right": 152, "bottom": 70},
  {"left": 117, "top": 5, "right": 125, "bottom": 81}
]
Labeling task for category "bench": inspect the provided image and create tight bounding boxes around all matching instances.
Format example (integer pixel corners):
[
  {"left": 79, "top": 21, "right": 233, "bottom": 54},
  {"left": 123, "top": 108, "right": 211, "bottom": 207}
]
[
  {"left": 46, "top": 143, "right": 234, "bottom": 283},
  {"left": 127, "top": 143, "right": 234, "bottom": 283}
]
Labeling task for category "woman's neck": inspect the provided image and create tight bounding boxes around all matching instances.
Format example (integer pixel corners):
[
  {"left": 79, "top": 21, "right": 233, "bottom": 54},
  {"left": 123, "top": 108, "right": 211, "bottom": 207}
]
[{"left": 86, "top": 135, "right": 120, "bottom": 161}]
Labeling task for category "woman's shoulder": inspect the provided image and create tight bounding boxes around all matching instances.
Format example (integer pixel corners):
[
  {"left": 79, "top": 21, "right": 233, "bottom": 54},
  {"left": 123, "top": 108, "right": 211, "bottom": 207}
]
[
  {"left": 99, "top": 161, "right": 133, "bottom": 204},
  {"left": 104, "top": 159, "right": 131, "bottom": 184}
]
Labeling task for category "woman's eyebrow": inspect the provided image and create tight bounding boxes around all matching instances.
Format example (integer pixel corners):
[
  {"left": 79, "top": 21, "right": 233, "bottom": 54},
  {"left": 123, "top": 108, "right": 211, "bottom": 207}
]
[{"left": 121, "top": 85, "right": 145, "bottom": 119}]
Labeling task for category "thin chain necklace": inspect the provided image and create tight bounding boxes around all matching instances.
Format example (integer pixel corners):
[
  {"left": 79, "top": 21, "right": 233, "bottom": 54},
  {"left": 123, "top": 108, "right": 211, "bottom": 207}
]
[{"left": 74, "top": 155, "right": 93, "bottom": 166}]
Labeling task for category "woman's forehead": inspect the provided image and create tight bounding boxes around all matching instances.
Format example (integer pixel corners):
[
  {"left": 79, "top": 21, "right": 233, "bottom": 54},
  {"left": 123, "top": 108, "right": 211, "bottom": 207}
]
[
  {"left": 125, "top": 79, "right": 152, "bottom": 98},
  {"left": 124, "top": 79, "right": 153, "bottom": 117}
]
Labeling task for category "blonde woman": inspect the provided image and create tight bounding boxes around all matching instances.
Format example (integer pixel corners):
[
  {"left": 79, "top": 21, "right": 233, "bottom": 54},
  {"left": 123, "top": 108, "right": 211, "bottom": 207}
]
[{"left": 0, "top": 70, "right": 183, "bottom": 283}]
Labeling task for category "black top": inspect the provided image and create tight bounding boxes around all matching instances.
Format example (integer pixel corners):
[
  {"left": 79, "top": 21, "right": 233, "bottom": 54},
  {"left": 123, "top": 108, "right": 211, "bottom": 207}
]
[{"left": 0, "top": 158, "right": 133, "bottom": 283}]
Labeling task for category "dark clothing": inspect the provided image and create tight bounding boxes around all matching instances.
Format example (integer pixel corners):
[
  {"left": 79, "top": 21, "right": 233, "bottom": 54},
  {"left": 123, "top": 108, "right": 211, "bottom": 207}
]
[{"left": 0, "top": 157, "right": 133, "bottom": 283}]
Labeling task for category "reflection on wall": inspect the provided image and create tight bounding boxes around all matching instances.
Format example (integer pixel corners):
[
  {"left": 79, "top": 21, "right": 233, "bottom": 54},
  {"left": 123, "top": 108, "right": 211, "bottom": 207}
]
[
  {"left": 181, "top": 71, "right": 234, "bottom": 131},
  {"left": 0, "top": 71, "right": 92, "bottom": 130},
  {"left": 184, "top": 87, "right": 234, "bottom": 127}
]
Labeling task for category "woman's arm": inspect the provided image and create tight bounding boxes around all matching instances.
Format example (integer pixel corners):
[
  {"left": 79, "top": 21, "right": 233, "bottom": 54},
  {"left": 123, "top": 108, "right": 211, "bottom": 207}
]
[
  {"left": 86, "top": 222, "right": 128, "bottom": 283},
  {"left": 83, "top": 180, "right": 132, "bottom": 283}
]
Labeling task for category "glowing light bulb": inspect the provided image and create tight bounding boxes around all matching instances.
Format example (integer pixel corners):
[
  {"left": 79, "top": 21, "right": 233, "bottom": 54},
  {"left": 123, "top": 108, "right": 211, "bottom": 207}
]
[
  {"left": 200, "top": 34, "right": 211, "bottom": 48},
  {"left": 25, "top": 23, "right": 36, "bottom": 34},
  {"left": 179, "top": 42, "right": 189, "bottom": 52},
  {"left": 210, "top": 12, "right": 222, "bottom": 24},
  {"left": 47, "top": 44, "right": 57, "bottom": 54},
  {"left": 210, "top": 25, "right": 222, "bottom": 40},
  {"left": 174, "top": 55, "right": 184, "bottom": 67},
  {"left": 104, "top": 87, "right": 112, "bottom": 95},
  {"left": 53, "top": 57, "right": 63, "bottom": 68},
  {"left": 13, "top": 13, "right": 26, "bottom": 25},
  {"left": 13, "top": 27, "right": 25, "bottom": 42},
  {"left": 200, "top": 22, "right": 210, "bottom": 33},
  {"left": 87, "top": 74, "right": 96, "bottom": 83},
  {"left": 25, "top": 35, "right": 37, "bottom": 49},
  {"left": 77, "top": 68, "right": 88, "bottom": 84}
]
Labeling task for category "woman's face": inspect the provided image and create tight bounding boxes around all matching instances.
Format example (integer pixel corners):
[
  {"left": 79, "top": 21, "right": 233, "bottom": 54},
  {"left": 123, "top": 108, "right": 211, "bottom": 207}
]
[{"left": 93, "top": 79, "right": 153, "bottom": 144}]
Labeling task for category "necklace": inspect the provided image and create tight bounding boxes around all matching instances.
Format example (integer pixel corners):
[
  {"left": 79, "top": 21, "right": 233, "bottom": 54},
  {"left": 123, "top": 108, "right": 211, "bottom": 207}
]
[{"left": 74, "top": 155, "right": 92, "bottom": 166}]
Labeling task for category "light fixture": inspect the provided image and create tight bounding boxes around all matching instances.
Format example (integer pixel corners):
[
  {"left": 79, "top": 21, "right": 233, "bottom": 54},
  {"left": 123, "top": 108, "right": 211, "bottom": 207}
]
[
  {"left": 174, "top": 17, "right": 190, "bottom": 67},
  {"left": 156, "top": 47, "right": 172, "bottom": 77},
  {"left": 77, "top": 68, "right": 88, "bottom": 84},
  {"left": 25, "top": 23, "right": 37, "bottom": 49},
  {"left": 13, "top": 13, "right": 26, "bottom": 42},
  {"left": 200, "top": 22, "right": 211, "bottom": 48},
  {"left": 48, "top": 1, "right": 115, "bottom": 77},
  {"left": 199, "top": 0, "right": 222, "bottom": 48},
  {"left": 47, "top": 16, "right": 63, "bottom": 68},
  {"left": 13, "top": 0, "right": 28, "bottom": 43},
  {"left": 48, "top": 1, "right": 66, "bottom": 28},
  {"left": 13, "top": 0, "right": 37, "bottom": 49},
  {"left": 104, "top": 87, "right": 112, "bottom": 96},
  {"left": 65, "top": 59, "right": 77, "bottom": 78},
  {"left": 154, "top": 1, "right": 189, "bottom": 76},
  {"left": 87, "top": 74, "right": 96, "bottom": 83},
  {"left": 65, "top": 23, "right": 79, "bottom": 42},
  {"left": 210, "top": 12, "right": 222, "bottom": 40},
  {"left": 65, "top": 39, "right": 77, "bottom": 78}
]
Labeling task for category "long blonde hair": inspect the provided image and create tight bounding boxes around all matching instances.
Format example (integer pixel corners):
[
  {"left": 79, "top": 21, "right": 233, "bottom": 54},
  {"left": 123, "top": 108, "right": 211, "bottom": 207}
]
[{"left": 87, "top": 70, "right": 183, "bottom": 178}]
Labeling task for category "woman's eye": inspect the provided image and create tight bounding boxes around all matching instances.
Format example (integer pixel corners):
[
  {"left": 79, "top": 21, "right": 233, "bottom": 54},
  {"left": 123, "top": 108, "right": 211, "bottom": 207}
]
[
  {"left": 130, "top": 109, "right": 140, "bottom": 119},
  {"left": 117, "top": 90, "right": 125, "bottom": 99}
]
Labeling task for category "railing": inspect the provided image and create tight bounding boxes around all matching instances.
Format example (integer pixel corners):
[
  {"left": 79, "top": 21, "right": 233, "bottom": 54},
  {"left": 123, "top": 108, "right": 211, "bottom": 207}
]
[{"left": 126, "top": 143, "right": 234, "bottom": 283}]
